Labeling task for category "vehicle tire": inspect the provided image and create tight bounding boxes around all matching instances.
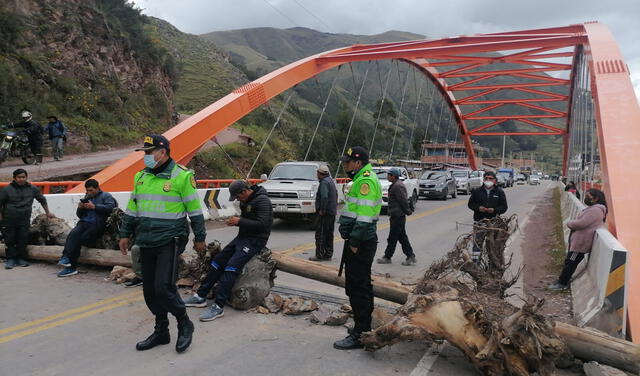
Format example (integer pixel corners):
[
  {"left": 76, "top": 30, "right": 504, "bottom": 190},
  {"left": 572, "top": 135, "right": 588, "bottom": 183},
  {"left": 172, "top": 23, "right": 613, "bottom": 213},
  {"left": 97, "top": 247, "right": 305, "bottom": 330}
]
[
  {"left": 466, "top": 185, "right": 471, "bottom": 195},
  {"left": 411, "top": 191, "right": 418, "bottom": 207},
  {"left": 441, "top": 188, "right": 448, "bottom": 201},
  {"left": 22, "top": 153, "right": 35, "bottom": 165},
  {"left": 451, "top": 189, "right": 457, "bottom": 199},
  {"left": 0, "top": 149, "right": 7, "bottom": 166}
]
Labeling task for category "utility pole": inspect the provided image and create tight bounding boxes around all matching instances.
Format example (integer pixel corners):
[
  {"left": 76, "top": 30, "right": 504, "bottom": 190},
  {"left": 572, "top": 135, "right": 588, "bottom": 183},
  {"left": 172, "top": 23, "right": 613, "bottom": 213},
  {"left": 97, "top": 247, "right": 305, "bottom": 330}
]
[{"left": 500, "top": 135, "right": 506, "bottom": 168}]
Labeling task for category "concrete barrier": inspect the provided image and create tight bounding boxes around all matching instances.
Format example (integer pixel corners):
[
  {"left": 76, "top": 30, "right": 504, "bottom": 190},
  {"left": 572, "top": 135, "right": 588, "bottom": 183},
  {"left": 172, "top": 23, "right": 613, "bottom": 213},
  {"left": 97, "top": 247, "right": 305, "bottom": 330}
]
[{"left": 560, "top": 189, "right": 628, "bottom": 337}]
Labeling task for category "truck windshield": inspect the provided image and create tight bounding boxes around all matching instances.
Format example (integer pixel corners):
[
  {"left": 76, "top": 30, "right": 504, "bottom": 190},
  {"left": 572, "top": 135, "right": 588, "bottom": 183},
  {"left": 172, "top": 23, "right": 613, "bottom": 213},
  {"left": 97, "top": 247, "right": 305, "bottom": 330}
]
[
  {"left": 269, "top": 164, "right": 318, "bottom": 180},
  {"left": 452, "top": 171, "right": 468, "bottom": 178},
  {"left": 421, "top": 172, "right": 444, "bottom": 180},
  {"left": 372, "top": 169, "right": 390, "bottom": 179}
]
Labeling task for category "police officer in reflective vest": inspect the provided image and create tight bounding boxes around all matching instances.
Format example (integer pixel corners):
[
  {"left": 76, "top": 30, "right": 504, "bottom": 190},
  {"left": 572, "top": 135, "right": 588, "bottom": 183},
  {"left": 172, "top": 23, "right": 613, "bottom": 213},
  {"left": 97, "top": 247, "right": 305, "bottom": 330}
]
[
  {"left": 334, "top": 146, "right": 382, "bottom": 350},
  {"left": 118, "top": 135, "right": 207, "bottom": 353}
]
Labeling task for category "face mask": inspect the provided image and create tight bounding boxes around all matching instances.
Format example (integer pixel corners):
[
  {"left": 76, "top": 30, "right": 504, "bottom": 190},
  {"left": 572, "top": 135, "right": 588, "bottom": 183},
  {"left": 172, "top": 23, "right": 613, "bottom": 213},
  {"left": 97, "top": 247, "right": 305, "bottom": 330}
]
[
  {"left": 483, "top": 180, "right": 494, "bottom": 188},
  {"left": 347, "top": 170, "right": 356, "bottom": 179},
  {"left": 144, "top": 154, "right": 158, "bottom": 169}
]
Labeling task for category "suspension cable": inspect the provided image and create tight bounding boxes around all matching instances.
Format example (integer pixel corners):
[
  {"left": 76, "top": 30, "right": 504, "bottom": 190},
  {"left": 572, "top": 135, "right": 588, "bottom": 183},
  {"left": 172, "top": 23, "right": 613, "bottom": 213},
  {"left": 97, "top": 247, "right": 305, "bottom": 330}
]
[
  {"left": 246, "top": 92, "right": 294, "bottom": 178},
  {"left": 405, "top": 70, "right": 424, "bottom": 160},
  {"left": 304, "top": 67, "right": 341, "bottom": 161},
  {"left": 421, "top": 84, "right": 436, "bottom": 145},
  {"left": 388, "top": 65, "right": 411, "bottom": 161},
  {"left": 369, "top": 61, "right": 394, "bottom": 153},
  {"left": 215, "top": 140, "right": 246, "bottom": 178},
  {"left": 335, "top": 63, "right": 371, "bottom": 178}
]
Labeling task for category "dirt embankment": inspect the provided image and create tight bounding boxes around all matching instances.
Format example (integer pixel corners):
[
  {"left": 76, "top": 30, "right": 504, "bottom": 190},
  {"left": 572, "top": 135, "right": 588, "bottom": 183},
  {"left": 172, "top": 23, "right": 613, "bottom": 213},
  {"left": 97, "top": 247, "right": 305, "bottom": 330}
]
[{"left": 521, "top": 187, "right": 573, "bottom": 324}]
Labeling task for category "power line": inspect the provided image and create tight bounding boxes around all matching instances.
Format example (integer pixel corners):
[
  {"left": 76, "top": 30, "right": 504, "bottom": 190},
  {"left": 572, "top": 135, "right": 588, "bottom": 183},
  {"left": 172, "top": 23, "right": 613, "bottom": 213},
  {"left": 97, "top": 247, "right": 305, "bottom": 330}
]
[
  {"left": 291, "top": 0, "right": 331, "bottom": 31},
  {"left": 262, "top": 0, "right": 300, "bottom": 28}
]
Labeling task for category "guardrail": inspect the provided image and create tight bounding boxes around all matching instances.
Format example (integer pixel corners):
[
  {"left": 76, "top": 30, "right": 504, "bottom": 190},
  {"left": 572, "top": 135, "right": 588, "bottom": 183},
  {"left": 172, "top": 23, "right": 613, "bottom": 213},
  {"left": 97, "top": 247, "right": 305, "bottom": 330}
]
[
  {"left": 560, "top": 189, "right": 628, "bottom": 338},
  {"left": 0, "top": 181, "right": 83, "bottom": 194}
]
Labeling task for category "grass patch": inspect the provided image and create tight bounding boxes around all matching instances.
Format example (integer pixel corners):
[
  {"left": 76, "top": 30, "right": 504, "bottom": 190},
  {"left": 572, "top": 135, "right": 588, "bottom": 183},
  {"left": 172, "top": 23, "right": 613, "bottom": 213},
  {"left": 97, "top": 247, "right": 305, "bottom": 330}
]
[{"left": 547, "top": 187, "right": 567, "bottom": 274}]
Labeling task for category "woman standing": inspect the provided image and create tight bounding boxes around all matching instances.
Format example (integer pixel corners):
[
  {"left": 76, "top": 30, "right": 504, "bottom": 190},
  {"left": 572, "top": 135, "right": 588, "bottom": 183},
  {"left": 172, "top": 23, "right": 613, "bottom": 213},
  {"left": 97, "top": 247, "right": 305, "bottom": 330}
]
[{"left": 549, "top": 188, "right": 607, "bottom": 290}]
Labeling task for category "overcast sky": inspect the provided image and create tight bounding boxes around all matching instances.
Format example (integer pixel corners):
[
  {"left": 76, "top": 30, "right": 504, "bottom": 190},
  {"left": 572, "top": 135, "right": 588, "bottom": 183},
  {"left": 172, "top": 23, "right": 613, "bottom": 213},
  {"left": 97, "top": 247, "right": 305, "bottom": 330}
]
[{"left": 133, "top": 0, "right": 639, "bottom": 101}]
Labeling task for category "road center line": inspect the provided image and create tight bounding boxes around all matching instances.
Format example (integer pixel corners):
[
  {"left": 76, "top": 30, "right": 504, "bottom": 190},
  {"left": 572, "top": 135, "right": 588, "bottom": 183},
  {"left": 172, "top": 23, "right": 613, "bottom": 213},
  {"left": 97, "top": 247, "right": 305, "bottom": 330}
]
[
  {"left": 280, "top": 200, "right": 466, "bottom": 256},
  {"left": 0, "top": 296, "right": 144, "bottom": 344},
  {"left": 0, "top": 290, "right": 142, "bottom": 336}
]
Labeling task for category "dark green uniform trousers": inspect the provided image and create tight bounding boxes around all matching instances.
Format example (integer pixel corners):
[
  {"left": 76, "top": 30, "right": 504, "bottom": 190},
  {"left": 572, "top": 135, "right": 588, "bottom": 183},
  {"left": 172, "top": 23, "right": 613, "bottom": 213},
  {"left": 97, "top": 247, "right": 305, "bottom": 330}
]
[{"left": 344, "top": 236, "right": 377, "bottom": 335}]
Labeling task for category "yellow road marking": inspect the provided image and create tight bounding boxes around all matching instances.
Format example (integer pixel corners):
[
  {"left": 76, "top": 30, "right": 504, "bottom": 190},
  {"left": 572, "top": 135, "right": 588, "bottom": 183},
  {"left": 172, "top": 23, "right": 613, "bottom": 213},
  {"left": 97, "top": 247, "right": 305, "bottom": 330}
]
[
  {"left": 280, "top": 200, "right": 466, "bottom": 256},
  {"left": 0, "top": 290, "right": 142, "bottom": 336},
  {"left": 0, "top": 296, "right": 143, "bottom": 344}
]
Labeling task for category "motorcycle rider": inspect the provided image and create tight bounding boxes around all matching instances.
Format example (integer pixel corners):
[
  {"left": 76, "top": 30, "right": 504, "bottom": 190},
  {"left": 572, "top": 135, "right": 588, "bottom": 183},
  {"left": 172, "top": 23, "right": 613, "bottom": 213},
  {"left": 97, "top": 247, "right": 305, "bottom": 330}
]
[{"left": 16, "top": 111, "right": 44, "bottom": 165}]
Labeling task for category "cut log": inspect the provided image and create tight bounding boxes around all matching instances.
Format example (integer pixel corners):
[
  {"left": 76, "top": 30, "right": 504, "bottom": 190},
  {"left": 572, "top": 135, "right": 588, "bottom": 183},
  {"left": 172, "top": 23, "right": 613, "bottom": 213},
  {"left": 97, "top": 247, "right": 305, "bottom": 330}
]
[
  {"left": 0, "top": 244, "right": 131, "bottom": 267},
  {"left": 271, "top": 252, "right": 640, "bottom": 374},
  {"left": 271, "top": 252, "right": 409, "bottom": 304}
]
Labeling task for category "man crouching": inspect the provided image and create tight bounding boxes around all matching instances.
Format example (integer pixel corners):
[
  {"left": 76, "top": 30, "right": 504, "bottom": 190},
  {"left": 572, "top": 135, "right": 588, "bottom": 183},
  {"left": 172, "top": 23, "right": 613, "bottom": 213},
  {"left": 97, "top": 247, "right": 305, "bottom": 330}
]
[{"left": 184, "top": 180, "right": 273, "bottom": 321}]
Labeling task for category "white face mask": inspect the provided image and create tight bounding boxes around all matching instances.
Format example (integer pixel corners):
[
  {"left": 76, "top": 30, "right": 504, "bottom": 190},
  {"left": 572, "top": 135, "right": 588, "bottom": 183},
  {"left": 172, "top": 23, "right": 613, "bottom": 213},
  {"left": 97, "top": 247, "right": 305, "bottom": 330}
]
[{"left": 483, "top": 180, "right": 494, "bottom": 189}]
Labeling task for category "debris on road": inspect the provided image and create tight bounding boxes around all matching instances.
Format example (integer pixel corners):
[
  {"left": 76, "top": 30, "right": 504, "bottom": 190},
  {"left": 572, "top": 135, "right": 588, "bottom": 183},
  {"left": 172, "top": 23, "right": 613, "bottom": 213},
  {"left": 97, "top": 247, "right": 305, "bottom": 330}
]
[{"left": 282, "top": 296, "right": 318, "bottom": 315}]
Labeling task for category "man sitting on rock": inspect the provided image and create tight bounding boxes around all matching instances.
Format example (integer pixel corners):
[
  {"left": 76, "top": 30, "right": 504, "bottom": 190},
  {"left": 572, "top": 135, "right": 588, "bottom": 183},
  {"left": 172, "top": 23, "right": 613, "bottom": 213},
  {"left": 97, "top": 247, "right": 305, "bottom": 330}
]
[
  {"left": 184, "top": 180, "right": 272, "bottom": 321},
  {"left": 57, "top": 179, "right": 117, "bottom": 277}
]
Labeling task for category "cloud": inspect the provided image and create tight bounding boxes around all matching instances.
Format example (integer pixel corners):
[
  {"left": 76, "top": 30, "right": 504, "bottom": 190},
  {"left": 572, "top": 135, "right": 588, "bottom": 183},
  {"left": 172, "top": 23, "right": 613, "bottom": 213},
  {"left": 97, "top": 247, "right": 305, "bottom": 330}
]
[{"left": 132, "top": 0, "right": 640, "bottom": 102}]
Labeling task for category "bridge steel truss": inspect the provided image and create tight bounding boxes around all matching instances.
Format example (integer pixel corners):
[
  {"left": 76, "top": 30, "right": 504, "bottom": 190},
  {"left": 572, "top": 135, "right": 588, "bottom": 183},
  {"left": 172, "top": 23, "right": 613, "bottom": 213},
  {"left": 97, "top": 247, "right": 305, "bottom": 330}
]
[{"left": 76, "top": 22, "right": 640, "bottom": 341}]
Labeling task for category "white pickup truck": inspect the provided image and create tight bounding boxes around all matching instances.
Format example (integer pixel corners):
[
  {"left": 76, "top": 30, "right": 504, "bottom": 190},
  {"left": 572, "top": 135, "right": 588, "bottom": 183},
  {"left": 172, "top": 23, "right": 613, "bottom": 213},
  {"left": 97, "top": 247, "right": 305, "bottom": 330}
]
[
  {"left": 260, "top": 161, "right": 327, "bottom": 221},
  {"left": 371, "top": 166, "right": 419, "bottom": 210}
]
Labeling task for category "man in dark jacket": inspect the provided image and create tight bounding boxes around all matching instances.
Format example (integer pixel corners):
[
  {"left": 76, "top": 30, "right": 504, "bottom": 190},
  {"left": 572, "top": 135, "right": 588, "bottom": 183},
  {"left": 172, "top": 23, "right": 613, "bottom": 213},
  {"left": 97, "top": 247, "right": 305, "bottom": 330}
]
[
  {"left": 57, "top": 179, "right": 117, "bottom": 277},
  {"left": 0, "top": 168, "right": 55, "bottom": 269},
  {"left": 309, "top": 164, "right": 337, "bottom": 261},
  {"left": 16, "top": 111, "right": 44, "bottom": 165},
  {"left": 44, "top": 116, "right": 66, "bottom": 161},
  {"left": 184, "top": 180, "right": 273, "bottom": 322},
  {"left": 377, "top": 168, "right": 416, "bottom": 265},
  {"left": 467, "top": 171, "right": 508, "bottom": 263}
]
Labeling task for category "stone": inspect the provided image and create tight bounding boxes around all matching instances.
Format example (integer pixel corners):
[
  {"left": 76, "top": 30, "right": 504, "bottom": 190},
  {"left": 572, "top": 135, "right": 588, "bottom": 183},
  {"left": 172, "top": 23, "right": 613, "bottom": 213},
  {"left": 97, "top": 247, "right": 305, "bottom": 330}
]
[
  {"left": 310, "top": 304, "right": 351, "bottom": 326},
  {"left": 583, "top": 361, "right": 628, "bottom": 376},
  {"left": 262, "top": 293, "right": 284, "bottom": 313},
  {"left": 282, "top": 296, "right": 319, "bottom": 315}
]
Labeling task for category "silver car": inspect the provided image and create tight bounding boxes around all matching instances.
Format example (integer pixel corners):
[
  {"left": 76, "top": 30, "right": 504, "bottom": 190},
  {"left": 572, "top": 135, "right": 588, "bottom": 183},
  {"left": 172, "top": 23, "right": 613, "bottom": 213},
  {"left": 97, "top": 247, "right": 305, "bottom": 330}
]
[
  {"left": 419, "top": 170, "right": 457, "bottom": 200},
  {"left": 452, "top": 170, "right": 472, "bottom": 195}
]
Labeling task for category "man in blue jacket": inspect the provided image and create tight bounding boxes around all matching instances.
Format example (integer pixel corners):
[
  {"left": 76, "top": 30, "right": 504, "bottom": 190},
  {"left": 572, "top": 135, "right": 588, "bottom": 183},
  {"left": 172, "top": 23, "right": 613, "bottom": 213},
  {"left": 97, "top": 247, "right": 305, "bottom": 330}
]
[
  {"left": 44, "top": 116, "right": 66, "bottom": 161},
  {"left": 57, "top": 179, "right": 117, "bottom": 276}
]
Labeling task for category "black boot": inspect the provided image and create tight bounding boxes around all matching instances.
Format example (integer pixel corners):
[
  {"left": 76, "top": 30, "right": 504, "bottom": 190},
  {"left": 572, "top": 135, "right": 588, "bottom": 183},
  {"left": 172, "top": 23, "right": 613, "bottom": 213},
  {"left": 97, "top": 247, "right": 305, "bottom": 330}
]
[
  {"left": 333, "top": 332, "right": 364, "bottom": 350},
  {"left": 176, "top": 314, "right": 194, "bottom": 353},
  {"left": 136, "top": 317, "right": 170, "bottom": 351}
]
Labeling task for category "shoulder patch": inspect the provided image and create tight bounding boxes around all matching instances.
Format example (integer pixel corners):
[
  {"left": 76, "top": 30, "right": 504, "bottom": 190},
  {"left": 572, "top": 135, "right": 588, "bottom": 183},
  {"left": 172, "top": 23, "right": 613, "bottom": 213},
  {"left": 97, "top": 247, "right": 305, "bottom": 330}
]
[
  {"left": 363, "top": 171, "right": 371, "bottom": 177},
  {"left": 190, "top": 175, "right": 197, "bottom": 188},
  {"left": 360, "top": 183, "right": 370, "bottom": 195}
]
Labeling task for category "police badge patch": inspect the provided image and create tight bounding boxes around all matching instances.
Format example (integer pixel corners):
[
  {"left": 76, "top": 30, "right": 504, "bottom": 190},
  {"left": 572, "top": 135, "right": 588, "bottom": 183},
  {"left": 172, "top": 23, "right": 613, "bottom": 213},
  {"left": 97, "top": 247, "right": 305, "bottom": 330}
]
[
  {"left": 360, "top": 183, "right": 370, "bottom": 195},
  {"left": 190, "top": 175, "right": 196, "bottom": 188},
  {"left": 163, "top": 182, "right": 172, "bottom": 192}
]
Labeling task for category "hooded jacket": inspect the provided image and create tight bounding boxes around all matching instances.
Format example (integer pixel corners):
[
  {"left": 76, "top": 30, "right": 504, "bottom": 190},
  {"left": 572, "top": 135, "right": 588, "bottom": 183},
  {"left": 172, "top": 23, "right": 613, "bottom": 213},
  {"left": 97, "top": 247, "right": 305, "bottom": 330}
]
[
  {"left": 0, "top": 181, "right": 47, "bottom": 224},
  {"left": 567, "top": 203, "right": 606, "bottom": 253},
  {"left": 238, "top": 185, "right": 273, "bottom": 241}
]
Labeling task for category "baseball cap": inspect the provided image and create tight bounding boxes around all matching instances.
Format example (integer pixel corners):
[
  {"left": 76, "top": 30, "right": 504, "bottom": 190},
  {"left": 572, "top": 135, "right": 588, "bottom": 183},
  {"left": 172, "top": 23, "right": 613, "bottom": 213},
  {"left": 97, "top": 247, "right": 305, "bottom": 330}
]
[
  {"left": 387, "top": 168, "right": 401, "bottom": 177},
  {"left": 228, "top": 180, "right": 251, "bottom": 201},
  {"left": 317, "top": 165, "right": 330, "bottom": 175},
  {"left": 135, "top": 135, "right": 170, "bottom": 152},
  {"left": 339, "top": 146, "right": 369, "bottom": 162}
]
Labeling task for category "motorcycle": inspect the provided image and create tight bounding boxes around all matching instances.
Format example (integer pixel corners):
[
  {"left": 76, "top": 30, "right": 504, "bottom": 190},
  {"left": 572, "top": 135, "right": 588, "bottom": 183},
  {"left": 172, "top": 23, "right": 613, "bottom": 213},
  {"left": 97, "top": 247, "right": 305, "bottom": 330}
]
[{"left": 0, "top": 123, "right": 36, "bottom": 166}]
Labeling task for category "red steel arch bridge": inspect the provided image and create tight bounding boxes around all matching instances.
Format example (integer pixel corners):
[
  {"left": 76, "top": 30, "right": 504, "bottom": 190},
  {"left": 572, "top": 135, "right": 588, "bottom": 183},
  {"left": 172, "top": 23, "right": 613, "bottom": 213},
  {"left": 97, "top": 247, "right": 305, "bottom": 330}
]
[{"left": 71, "top": 22, "right": 640, "bottom": 341}]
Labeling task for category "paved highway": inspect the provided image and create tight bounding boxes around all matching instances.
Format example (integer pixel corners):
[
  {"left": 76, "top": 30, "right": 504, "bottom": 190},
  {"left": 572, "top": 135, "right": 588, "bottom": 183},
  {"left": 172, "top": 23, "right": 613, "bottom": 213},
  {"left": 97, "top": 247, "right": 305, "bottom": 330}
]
[{"left": 0, "top": 181, "right": 554, "bottom": 375}]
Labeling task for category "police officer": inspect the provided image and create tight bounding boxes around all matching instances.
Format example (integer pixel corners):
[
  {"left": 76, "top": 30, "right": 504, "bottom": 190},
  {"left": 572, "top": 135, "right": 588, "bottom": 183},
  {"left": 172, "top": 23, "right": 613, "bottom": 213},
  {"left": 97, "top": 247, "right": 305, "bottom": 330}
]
[
  {"left": 118, "top": 135, "right": 207, "bottom": 353},
  {"left": 377, "top": 168, "right": 416, "bottom": 265},
  {"left": 334, "top": 146, "right": 382, "bottom": 350}
]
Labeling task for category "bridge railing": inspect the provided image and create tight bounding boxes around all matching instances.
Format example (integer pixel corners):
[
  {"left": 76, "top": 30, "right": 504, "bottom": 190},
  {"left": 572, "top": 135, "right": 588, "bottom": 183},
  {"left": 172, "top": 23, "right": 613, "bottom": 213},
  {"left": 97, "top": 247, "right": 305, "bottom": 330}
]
[{"left": 2, "top": 178, "right": 353, "bottom": 194}]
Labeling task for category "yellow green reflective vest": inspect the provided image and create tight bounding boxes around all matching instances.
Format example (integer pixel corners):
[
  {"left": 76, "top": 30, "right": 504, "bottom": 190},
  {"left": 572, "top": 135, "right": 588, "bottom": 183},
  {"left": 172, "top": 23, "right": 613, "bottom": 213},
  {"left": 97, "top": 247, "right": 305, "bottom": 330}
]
[
  {"left": 338, "top": 163, "right": 382, "bottom": 247},
  {"left": 119, "top": 160, "right": 206, "bottom": 248}
]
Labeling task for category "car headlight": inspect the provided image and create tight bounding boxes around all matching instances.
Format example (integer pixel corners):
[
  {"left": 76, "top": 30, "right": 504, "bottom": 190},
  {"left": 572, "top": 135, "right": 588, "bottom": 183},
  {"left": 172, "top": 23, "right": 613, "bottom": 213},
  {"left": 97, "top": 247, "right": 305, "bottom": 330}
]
[
  {"left": 5, "top": 136, "right": 13, "bottom": 140},
  {"left": 298, "top": 190, "right": 314, "bottom": 198}
]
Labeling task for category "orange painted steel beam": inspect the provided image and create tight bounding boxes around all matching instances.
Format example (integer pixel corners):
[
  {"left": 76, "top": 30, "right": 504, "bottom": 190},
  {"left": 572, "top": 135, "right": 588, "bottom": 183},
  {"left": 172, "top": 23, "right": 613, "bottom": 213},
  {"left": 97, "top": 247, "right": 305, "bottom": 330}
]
[{"left": 582, "top": 22, "right": 640, "bottom": 342}]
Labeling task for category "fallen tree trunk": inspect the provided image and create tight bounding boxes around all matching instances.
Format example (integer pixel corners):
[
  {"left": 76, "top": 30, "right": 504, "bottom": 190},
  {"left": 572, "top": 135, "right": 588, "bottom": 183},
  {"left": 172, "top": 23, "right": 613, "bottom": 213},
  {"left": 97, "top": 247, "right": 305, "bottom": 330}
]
[
  {"left": 0, "top": 244, "right": 132, "bottom": 267},
  {"left": 4, "top": 243, "right": 639, "bottom": 372}
]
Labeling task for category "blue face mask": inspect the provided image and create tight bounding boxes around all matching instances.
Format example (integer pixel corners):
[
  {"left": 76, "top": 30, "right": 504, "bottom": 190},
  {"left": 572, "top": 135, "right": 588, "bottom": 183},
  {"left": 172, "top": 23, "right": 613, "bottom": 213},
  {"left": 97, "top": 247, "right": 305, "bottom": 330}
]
[{"left": 144, "top": 154, "right": 158, "bottom": 169}]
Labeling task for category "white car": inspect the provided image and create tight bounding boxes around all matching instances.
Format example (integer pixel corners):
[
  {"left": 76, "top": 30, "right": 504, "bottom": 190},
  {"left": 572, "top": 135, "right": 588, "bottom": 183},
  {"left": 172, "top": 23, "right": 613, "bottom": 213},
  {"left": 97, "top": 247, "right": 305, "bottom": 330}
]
[
  {"left": 452, "top": 169, "right": 473, "bottom": 195},
  {"left": 529, "top": 175, "right": 541, "bottom": 185},
  {"left": 371, "top": 166, "right": 419, "bottom": 210},
  {"left": 261, "top": 161, "right": 327, "bottom": 221}
]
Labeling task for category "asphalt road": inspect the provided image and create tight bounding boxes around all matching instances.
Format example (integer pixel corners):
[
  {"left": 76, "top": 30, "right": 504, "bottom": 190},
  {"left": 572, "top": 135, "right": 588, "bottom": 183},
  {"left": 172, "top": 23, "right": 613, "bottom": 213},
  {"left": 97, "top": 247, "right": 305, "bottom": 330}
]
[{"left": 0, "top": 181, "right": 554, "bottom": 376}]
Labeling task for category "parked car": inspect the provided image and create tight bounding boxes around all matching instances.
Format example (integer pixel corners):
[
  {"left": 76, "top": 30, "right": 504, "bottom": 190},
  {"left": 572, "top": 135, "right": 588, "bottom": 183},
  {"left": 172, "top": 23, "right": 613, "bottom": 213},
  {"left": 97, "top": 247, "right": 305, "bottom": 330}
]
[
  {"left": 497, "top": 172, "right": 513, "bottom": 187},
  {"left": 419, "top": 170, "right": 457, "bottom": 200},
  {"left": 371, "top": 166, "right": 419, "bottom": 211},
  {"left": 469, "top": 170, "right": 484, "bottom": 191},
  {"left": 452, "top": 169, "right": 473, "bottom": 195},
  {"left": 261, "top": 161, "right": 327, "bottom": 222},
  {"left": 516, "top": 173, "right": 526, "bottom": 181},
  {"left": 529, "top": 175, "right": 541, "bottom": 185}
]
